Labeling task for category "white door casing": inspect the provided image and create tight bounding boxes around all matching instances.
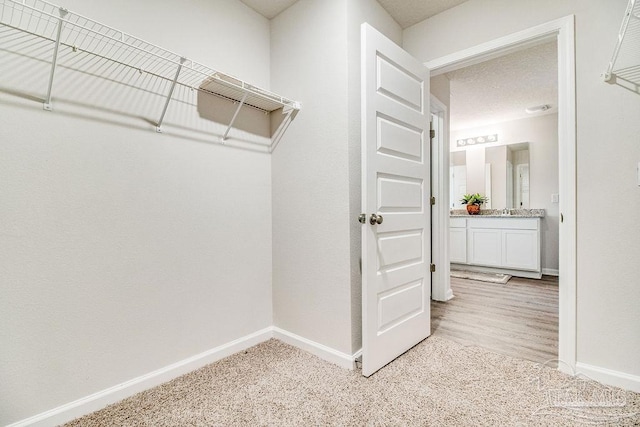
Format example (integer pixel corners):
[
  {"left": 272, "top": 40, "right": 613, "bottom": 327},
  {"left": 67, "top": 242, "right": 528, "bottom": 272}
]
[
  {"left": 426, "top": 16, "right": 576, "bottom": 372},
  {"left": 361, "top": 23, "right": 431, "bottom": 377}
]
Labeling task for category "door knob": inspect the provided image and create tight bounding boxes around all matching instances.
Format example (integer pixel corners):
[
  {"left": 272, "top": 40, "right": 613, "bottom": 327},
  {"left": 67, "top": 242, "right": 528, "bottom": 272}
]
[{"left": 369, "top": 213, "right": 383, "bottom": 225}]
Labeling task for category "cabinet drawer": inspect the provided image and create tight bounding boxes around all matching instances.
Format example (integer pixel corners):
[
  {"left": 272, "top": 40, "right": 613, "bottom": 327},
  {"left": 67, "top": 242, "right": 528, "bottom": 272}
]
[
  {"left": 468, "top": 218, "right": 538, "bottom": 230},
  {"left": 450, "top": 218, "right": 466, "bottom": 228}
]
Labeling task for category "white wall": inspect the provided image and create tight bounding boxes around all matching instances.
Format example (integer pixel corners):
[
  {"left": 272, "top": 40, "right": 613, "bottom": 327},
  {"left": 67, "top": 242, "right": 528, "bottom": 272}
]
[
  {"left": 270, "top": 0, "right": 353, "bottom": 354},
  {"left": 452, "top": 114, "right": 560, "bottom": 271},
  {"left": 0, "top": 0, "right": 273, "bottom": 424},
  {"left": 270, "top": 0, "right": 400, "bottom": 357},
  {"left": 404, "top": 0, "right": 640, "bottom": 379}
]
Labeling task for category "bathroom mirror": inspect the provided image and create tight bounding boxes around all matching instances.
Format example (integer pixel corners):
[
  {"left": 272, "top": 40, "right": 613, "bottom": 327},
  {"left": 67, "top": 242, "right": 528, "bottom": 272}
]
[{"left": 450, "top": 142, "right": 530, "bottom": 209}]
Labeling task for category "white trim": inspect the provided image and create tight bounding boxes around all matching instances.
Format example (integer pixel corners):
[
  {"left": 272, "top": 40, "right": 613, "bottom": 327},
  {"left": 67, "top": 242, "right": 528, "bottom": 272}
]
[
  {"left": 430, "top": 95, "right": 452, "bottom": 302},
  {"left": 7, "top": 328, "right": 273, "bottom": 427},
  {"left": 576, "top": 362, "right": 640, "bottom": 393},
  {"left": 8, "top": 327, "right": 362, "bottom": 426},
  {"left": 424, "top": 15, "right": 577, "bottom": 374},
  {"left": 556, "top": 14, "right": 578, "bottom": 375},
  {"left": 425, "top": 17, "right": 568, "bottom": 75},
  {"left": 272, "top": 327, "right": 358, "bottom": 370},
  {"left": 542, "top": 268, "right": 560, "bottom": 276}
]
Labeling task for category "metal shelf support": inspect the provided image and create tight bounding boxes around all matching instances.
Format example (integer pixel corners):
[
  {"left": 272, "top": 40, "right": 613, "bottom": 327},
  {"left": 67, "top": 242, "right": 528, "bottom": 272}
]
[
  {"left": 221, "top": 92, "right": 248, "bottom": 143},
  {"left": 156, "top": 57, "right": 186, "bottom": 132},
  {"left": 602, "top": 0, "right": 639, "bottom": 85},
  {"left": 43, "top": 7, "right": 68, "bottom": 111}
]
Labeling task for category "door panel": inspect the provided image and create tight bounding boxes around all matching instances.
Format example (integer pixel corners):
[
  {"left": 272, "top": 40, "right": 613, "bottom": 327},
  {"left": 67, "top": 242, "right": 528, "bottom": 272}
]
[
  {"left": 377, "top": 173, "right": 423, "bottom": 212},
  {"left": 361, "top": 23, "right": 430, "bottom": 377},
  {"left": 377, "top": 230, "right": 423, "bottom": 272},
  {"left": 377, "top": 116, "right": 423, "bottom": 161},
  {"left": 502, "top": 230, "right": 539, "bottom": 270},
  {"left": 376, "top": 55, "right": 423, "bottom": 111},
  {"left": 378, "top": 280, "right": 424, "bottom": 331},
  {"left": 468, "top": 228, "right": 501, "bottom": 266}
]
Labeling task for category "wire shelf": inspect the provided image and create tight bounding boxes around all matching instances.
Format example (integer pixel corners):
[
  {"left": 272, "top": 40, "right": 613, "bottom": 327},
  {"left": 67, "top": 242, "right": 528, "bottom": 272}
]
[
  {"left": 603, "top": 0, "right": 640, "bottom": 89},
  {"left": 0, "top": 0, "right": 300, "bottom": 149}
]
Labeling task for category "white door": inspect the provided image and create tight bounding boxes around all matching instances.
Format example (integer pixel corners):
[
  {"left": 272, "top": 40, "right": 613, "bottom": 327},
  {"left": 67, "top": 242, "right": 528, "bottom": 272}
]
[{"left": 361, "top": 23, "right": 431, "bottom": 377}]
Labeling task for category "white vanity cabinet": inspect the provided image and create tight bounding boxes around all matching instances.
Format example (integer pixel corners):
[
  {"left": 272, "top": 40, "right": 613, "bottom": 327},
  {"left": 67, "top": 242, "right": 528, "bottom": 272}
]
[
  {"left": 449, "top": 218, "right": 467, "bottom": 263},
  {"left": 450, "top": 217, "right": 541, "bottom": 278}
]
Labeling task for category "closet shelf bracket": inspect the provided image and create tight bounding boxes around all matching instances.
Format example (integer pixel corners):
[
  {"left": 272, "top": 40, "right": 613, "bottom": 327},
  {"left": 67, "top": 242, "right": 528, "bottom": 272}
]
[
  {"left": 44, "top": 6, "right": 68, "bottom": 111},
  {"left": 221, "top": 92, "right": 248, "bottom": 143},
  {"left": 602, "top": 0, "right": 640, "bottom": 90},
  {"left": 157, "top": 57, "right": 187, "bottom": 133}
]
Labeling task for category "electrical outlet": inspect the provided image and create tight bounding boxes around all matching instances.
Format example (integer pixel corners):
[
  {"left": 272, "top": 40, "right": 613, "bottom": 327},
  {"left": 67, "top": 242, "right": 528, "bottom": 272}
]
[{"left": 551, "top": 193, "right": 559, "bottom": 203}]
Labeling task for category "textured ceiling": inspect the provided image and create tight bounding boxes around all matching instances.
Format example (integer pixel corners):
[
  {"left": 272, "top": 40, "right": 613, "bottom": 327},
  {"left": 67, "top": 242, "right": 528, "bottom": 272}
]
[
  {"left": 239, "top": 0, "right": 298, "bottom": 19},
  {"left": 239, "top": 0, "right": 469, "bottom": 26},
  {"left": 376, "top": 0, "right": 470, "bottom": 28},
  {"left": 447, "top": 41, "right": 558, "bottom": 131}
]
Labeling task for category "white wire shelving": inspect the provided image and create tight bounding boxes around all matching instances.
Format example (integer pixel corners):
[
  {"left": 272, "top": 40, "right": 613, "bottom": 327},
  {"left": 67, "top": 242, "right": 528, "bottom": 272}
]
[
  {"left": 0, "top": 0, "right": 301, "bottom": 151},
  {"left": 602, "top": 0, "right": 640, "bottom": 90}
]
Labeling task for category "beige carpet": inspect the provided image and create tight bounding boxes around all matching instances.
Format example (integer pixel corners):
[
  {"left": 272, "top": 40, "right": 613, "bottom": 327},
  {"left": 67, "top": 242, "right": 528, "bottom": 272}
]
[{"left": 65, "top": 337, "right": 640, "bottom": 426}]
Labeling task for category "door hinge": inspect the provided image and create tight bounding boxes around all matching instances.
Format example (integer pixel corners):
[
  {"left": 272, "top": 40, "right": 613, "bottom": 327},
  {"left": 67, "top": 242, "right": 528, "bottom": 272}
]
[
  {"left": 430, "top": 129, "right": 435, "bottom": 139},
  {"left": 430, "top": 196, "right": 436, "bottom": 206},
  {"left": 430, "top": 263, "right": 436, "bottom": 273}
]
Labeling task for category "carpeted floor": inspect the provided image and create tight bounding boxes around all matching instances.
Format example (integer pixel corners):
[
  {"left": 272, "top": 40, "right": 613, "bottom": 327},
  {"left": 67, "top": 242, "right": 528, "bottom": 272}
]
[{"left": 65, "top": 337, "right": 640, "bottom": 426}]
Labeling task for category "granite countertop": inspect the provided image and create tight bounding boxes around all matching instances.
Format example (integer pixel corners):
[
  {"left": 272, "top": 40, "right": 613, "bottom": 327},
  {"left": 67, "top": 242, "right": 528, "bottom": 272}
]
[{"left": 450, "top": 208, "right": 545, "bottom": 218}]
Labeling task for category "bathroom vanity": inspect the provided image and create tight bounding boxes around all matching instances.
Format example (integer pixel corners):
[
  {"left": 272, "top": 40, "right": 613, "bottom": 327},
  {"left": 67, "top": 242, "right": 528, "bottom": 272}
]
[{"left": 450, "top": 210, "right": 544, "bottom": 279}]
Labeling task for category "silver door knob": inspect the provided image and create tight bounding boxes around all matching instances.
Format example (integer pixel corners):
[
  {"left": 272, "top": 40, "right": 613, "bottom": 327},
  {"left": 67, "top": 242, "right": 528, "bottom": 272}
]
[{"left": 370, "top": 214, "right": 383, "bottom": 225}]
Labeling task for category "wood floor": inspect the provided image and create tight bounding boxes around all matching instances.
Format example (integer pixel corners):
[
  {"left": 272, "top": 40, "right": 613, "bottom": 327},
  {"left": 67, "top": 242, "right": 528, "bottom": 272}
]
[{"left": 431, "top": 275, "right": 559, "bottom": 365}]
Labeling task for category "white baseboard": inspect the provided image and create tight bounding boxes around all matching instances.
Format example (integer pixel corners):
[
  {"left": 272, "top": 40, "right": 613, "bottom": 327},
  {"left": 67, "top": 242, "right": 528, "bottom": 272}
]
[
  {"left": 445, "top": 288, "right": 454, "bottom": 301},
  {"left": 8, "top": 327, "right": 273, "bottom": 427},
  {"left": 576, "top": 362, "right": 640, "bottom": 393},
  {"left": 542, "top": 268, "right": 559, "bottom": 276},
  {"left": 272, "top": 327, "right": 358, "bottom": 370},
  {"left": 9, "top": 326, "right": 361, "bottom": 427}
]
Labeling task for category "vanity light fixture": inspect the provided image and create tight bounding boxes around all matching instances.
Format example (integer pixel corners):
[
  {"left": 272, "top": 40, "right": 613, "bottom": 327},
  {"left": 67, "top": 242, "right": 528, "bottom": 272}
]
[{"left": 457, "top": 134, "right": 499, "bottom": 147}]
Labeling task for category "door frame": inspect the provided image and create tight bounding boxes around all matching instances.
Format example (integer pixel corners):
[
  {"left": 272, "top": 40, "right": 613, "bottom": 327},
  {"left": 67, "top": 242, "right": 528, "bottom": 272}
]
[
  {"left": 425, "top": 15, "right": 577, "bottom": 373},
  {"left": 430, "top": 95, "right": 453, "bottom": 302}
]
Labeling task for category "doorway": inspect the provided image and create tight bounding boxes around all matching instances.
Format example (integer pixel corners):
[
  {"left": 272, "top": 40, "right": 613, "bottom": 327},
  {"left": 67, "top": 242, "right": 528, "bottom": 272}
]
[{"left": 427, "top": 16, "right": 577, "bottom": 373}]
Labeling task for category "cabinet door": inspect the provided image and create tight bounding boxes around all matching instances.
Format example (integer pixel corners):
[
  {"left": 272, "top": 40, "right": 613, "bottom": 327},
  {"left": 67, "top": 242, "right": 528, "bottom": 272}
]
[
  {"left": 450, "top": 228, "right": 467, "bottom": 263},
  {"left": 467, "top": 228, "right": 502, "bottom": 267},
  {"left": 502, "top": 229, "right": 539, "bottom": 271}
]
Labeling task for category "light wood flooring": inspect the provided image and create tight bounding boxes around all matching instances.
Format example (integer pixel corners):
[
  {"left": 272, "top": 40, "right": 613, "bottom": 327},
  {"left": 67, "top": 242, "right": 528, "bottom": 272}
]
[{"left": 431, "top": 275, "right": 559, "bottom": 365}]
